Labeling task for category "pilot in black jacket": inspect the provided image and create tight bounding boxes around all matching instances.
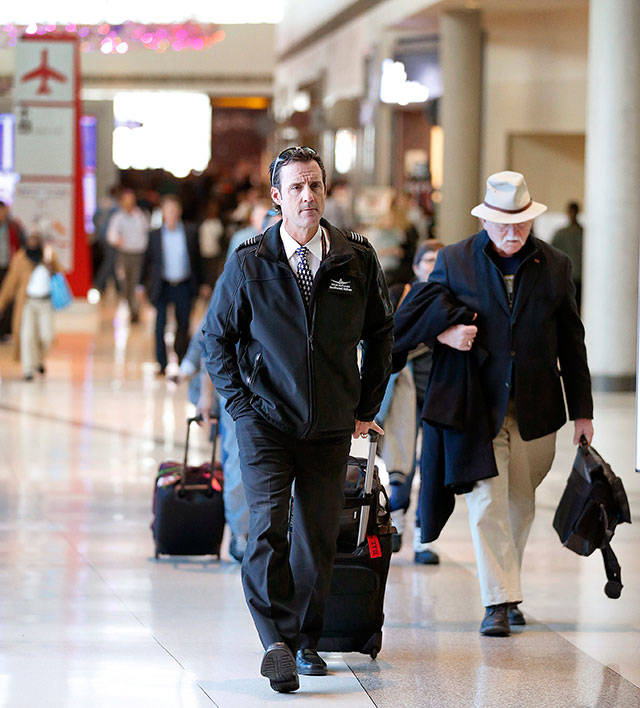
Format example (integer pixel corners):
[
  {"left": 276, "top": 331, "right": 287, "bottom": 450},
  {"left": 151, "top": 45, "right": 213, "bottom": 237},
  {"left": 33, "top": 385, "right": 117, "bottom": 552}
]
[{"left": 203, "top": 147, "right": 392, "bottom": 692}]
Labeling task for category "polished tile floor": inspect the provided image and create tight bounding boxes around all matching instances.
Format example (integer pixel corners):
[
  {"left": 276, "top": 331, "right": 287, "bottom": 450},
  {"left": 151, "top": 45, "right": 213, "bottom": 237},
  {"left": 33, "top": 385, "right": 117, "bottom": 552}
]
[{"left": 0, "top": 298, "right": 639, "bottom": 707}]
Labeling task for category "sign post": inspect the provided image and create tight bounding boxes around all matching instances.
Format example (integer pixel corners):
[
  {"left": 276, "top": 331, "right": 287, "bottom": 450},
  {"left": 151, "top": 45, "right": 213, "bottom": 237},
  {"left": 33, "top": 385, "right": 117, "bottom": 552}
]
[
  {"left": 637, "top": 254, "right": 640, "bottom": 473},
  {"left": 13, "top": 35, "right": 91, "bottom": 295}
]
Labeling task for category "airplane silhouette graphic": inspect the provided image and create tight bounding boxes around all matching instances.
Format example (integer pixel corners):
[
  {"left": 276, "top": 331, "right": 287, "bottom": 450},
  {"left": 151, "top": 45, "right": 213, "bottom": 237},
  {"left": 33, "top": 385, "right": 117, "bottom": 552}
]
[{"left": 21, "top": 49, "right": 67, "bottom": 95}]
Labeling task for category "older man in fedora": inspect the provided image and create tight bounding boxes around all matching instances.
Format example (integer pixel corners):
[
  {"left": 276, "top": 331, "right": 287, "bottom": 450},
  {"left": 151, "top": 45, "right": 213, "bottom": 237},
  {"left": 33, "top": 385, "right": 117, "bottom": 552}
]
[{"left": 396, "top": 171, "right": 594, "bottom": 636}]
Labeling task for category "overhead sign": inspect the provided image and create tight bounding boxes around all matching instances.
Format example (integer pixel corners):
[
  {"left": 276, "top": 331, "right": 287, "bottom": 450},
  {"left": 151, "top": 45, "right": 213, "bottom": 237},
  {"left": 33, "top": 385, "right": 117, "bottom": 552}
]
[
  {"left": 13, "top": 35, "right": 90, "bottom": 294},
  {"left": 15, "top": 41, "right": 74, "bottom": 102}
]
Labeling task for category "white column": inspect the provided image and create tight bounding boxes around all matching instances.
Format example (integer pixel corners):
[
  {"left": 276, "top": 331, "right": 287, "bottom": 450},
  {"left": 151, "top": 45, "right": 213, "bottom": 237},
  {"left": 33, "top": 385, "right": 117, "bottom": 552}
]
[
  {"left": 583, "top": 0, "right": 640, "bottom": 391},
  {"left": 374, "top": 33, "right": 396, "bottom": 187},
  {"left": 439, "top": 10, "right": 483, "bottom": 245}
]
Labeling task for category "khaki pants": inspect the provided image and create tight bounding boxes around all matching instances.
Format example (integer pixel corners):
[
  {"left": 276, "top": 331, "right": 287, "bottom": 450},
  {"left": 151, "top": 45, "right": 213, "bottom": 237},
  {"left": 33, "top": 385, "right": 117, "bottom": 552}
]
[
  {"left": 21, "top": 297, "right": 54, "bottom": 376},
  {"left": 465, "top": 402, "right": 556, "bottom": 606},
  {"left": 116, "top": 251, "right": 144, "bottom": 318}
]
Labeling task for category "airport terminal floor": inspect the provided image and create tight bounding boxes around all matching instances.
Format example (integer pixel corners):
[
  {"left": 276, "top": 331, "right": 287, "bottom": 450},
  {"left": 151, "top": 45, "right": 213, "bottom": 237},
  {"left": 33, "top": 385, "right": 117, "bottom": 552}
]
[{"left": 1, "top": 297, "right": 639, "bottom": 708}]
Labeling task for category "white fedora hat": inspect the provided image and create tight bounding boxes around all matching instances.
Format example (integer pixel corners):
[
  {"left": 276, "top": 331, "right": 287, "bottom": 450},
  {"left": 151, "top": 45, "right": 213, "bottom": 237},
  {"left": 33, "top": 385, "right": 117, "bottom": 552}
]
[{"left": 471, "top": 171, "right": 547, "bottom": 224}]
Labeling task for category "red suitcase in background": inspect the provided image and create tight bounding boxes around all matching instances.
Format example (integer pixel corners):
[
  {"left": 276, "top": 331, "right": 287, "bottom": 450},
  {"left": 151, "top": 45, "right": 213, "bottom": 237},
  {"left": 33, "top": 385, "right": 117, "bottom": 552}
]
[{"left": 151, "top": 416, "right": 225, "bottom": 558}]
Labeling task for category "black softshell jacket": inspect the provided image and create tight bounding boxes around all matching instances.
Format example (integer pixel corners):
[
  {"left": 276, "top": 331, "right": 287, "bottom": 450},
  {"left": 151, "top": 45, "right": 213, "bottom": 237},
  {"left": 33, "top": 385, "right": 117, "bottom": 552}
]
[{"left": 203, "top": 219, "right": 394, "bottom": 440}]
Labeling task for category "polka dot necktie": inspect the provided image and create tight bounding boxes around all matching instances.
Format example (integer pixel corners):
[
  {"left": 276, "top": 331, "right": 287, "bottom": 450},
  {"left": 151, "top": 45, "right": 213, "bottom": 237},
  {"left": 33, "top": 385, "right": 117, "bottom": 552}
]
[{"left": 295, "top": 245, "right": 313, "bottom": 307}]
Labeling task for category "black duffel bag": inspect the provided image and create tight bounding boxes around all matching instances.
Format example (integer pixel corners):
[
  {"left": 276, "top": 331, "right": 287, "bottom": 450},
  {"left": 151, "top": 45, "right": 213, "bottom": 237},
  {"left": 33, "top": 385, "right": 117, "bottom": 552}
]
[{"left": 553, "top": 438, "right": 631, "bottom": 598}]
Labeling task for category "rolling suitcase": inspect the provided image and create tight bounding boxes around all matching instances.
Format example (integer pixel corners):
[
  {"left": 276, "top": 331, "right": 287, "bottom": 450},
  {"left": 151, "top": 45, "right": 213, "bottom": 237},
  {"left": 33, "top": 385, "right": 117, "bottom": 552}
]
[
  {"left": 152, "top": 415, "right": 225, "bottom": 558},
  {"left": 318, "top": 431, "right": 395, "bottom": 659}
]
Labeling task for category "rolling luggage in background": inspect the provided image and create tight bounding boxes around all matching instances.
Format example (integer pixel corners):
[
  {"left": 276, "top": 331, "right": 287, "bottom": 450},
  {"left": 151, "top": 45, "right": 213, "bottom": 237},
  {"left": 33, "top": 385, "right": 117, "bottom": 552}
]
[
  {"left": 318, "top": 431, "right": 395, "bottom": 659},
  {"left": 152, "top": 416, "right": 225, "bottom": 558}
]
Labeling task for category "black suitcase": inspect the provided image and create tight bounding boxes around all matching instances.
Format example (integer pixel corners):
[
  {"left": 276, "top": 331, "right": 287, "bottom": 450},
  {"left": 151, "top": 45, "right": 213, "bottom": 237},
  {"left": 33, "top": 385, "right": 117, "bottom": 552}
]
[
  {"left": 318, "top": 431, "right": 394, "bottom": 659},
  {"left": 152, "top": 416, "right": 225, "bottom": 558}
]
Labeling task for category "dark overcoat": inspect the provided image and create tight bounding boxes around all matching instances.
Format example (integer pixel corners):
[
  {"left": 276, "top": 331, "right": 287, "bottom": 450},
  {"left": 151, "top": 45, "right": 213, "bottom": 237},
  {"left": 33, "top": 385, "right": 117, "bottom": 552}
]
[{"left": 398, "top": 230, "right": 593, "bottom": 441}]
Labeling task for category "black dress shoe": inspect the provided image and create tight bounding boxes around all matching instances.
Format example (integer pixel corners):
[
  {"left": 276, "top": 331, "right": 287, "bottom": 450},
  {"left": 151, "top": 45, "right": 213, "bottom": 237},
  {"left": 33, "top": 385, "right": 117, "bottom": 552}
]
[
  {"left": 480, "top": 604, "right": 511, "bottom": 636},
  {"left": 391, "top": 532, "right": 402, "bottom": 553},
  {"left": 508, "top": 603, "right": 526, "bottom": 626},
  {"left": 260, "top": 642, "right": 299, "bottom": 693},
  {"left": 296, "top": 648, "right": 327, "bottom": 676},
  {"left": 414, "top": 549, "right": 440, "bottom": 565}
]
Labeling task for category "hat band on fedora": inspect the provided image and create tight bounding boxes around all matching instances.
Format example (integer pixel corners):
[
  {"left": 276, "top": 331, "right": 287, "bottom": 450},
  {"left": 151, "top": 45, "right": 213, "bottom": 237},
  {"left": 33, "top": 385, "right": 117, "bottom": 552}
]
[{"left": 483, "top": 199, "right": 532, "bottom": 215}]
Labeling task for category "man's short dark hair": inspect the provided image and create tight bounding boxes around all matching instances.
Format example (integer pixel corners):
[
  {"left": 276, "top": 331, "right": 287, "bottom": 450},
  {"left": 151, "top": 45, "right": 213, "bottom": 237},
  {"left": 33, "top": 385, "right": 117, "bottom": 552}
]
[
  {"left": 269, "top": 146, "right": 326, "bottom": 193},
  {"left": 568, "top": 201, "right": 580, "bottom": 214},
  {"left": 160, "top": 193, "right": 182, "bottom": 209}
]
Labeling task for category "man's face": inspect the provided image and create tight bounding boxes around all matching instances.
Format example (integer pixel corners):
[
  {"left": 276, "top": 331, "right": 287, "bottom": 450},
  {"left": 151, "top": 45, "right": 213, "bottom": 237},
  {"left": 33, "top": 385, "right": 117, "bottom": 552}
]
[
  {"left": 26, "top": 234, "right": 41, "bottom": 250},
  {"left": 162, "top": 200, "right": 181, "bottom": 229},
  {"left": 0, "top": 205, "right": 7, "bottom": 223},
  {"left": 271, "top": 160, "right": 326, "bottom": 236},
  {"left": 483, "top": 219, "right": 533, "bottom": 257},
  {"left": 413, "top": 250, "right": 439, "bottom": 282},
  {"left": 121, "top": 191, "right": 136, "bottom": 211}
]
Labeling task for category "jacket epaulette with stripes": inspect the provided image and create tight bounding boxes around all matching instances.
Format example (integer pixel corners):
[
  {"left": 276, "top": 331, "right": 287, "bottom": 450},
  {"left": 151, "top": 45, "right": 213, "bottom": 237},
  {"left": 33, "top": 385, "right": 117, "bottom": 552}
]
[
  {"left": 236, "top": 234, "right": 261, "bottom": 251},
  {"left": 348, "top": 231, "right": 369, "bottom": 246}
]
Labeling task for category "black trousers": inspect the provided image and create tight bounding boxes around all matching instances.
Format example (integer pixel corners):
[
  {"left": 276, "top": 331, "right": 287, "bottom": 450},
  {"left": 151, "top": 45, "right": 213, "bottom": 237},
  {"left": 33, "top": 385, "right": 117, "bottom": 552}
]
[
  {"left": 154, "top": 279, "right": 192, "bottom": 370},
  {"left": 235, "top": 410, "right": 350, "bottom": 651}
]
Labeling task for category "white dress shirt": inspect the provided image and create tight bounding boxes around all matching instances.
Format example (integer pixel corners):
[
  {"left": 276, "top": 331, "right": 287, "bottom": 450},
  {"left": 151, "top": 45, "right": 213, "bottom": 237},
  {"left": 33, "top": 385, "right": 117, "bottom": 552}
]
[{"left": 280, "top": 224, "right": 330, "bottom": 278}]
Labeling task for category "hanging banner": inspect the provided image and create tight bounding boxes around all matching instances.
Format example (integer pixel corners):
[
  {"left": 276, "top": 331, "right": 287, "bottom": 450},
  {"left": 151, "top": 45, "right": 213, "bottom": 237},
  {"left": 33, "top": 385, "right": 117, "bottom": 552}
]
[{"left": 12, "top": 35, "right": 90, "bottom": 294}]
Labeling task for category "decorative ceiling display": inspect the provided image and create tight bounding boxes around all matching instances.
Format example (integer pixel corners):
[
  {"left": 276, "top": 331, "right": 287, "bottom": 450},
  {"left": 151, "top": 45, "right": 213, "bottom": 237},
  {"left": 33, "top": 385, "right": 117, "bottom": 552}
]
[
  {"left": 0, "top": 1, "right": 283, "bottom": 52},
  {"left": 0, "top": 22, "right": 225, "bottom": 54}
]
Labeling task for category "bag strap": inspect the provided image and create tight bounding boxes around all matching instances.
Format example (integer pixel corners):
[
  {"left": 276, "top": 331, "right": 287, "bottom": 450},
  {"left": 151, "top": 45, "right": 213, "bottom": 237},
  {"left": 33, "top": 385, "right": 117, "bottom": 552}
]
[{"left": 601, "top": 543, "right": 623, "bottom": 598}]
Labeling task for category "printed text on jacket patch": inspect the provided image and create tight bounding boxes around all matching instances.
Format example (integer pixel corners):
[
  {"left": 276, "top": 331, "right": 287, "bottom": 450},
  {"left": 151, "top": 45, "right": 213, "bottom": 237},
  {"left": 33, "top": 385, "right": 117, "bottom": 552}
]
[{"left": 329, "top": 278, "right": 353, "bottom": 293}]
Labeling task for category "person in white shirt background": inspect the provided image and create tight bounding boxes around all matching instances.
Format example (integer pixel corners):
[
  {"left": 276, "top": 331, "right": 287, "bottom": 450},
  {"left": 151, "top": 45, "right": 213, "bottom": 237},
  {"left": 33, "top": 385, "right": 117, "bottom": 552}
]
[{"left": 107, "top": 188, "right": 150, "bottom": 323}]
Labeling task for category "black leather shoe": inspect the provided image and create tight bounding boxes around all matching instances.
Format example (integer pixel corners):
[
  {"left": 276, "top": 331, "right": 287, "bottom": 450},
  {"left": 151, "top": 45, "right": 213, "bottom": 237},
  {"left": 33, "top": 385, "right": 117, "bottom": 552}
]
[
  {"left": 296, "top": 648, "right": 327, "bottom": 676},
  {"left": 480, "top": 604, "right": 511, "bottom": 636},
  {"left": 508, "top": 603, "right": 526, "bottom": 626},
  {"left": 414, "top": 549, "right": 440, "bottom": 565},
  {"left": 391, "top": 533, "right": 402, "bottom": 553},
  {"left": 260, "top": 642, "right": 299, "bottom": 692}
]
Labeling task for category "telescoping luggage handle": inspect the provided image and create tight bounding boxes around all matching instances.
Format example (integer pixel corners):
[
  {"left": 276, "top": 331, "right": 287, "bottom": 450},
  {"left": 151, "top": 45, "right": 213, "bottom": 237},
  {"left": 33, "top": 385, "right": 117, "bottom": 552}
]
[
  {"left": 180, "top": 415, "right": 219, "bottom": 492},
  {"left": 356, "top": 430, "right": 380, "bottom": 547}
]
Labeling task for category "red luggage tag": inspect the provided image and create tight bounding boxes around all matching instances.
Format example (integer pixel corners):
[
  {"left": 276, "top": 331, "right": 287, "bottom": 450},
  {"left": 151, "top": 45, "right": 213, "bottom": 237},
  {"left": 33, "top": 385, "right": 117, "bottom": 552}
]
[
  {"left": 211, "top": 478, "right": 222, "bottom": 493},
  {"left": 367, "top": 535, "right": 382, "bottom": 559}
]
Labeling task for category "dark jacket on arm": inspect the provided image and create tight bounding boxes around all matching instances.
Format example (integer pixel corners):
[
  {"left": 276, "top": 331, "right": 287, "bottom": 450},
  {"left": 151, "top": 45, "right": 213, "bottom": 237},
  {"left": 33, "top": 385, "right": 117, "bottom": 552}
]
[
  {"left": 394, "top": 282, "right": 498, "bottom": 541},
  {"left": 202, "top": 219, "right": 394, "bottom": 440}
]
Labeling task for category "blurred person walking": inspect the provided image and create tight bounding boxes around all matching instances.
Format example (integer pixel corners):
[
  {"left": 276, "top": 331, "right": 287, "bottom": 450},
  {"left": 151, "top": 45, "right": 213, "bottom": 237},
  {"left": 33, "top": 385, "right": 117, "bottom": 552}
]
[
  {"left": 225, "top": 199, "right": 272, "bottom": 257},
  {"left": 107, "top": 188, "right": 149, "bottom": 322},
  {"left": 204, "top": 146, "right": 393, "bottom": 692},
  {"left": 92, "top": 186, "right": 120, "bottom": 298},
  {"left": 143, "top": 194, "right": 203, "bottom": 376},
  {"left": 394, "top": 172, "right": 593, "bottom": 637},
  {"left": 380, "top": 240, "right": 444, "bottom": 565},
  {"left": 198, "top": 199, "right": 226, "bottom": 288},
  {"left": 551, "top": 201, "right": 583, "bottom": 311},
  {"left": 0, "top": 200, "right": 25, "bottom": 340},
  {"left": 323, "top": 179, "right": 353, "bottom": 229},
  {"left": 0, "top": 230, "right": 62, "bottom": 380}
]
